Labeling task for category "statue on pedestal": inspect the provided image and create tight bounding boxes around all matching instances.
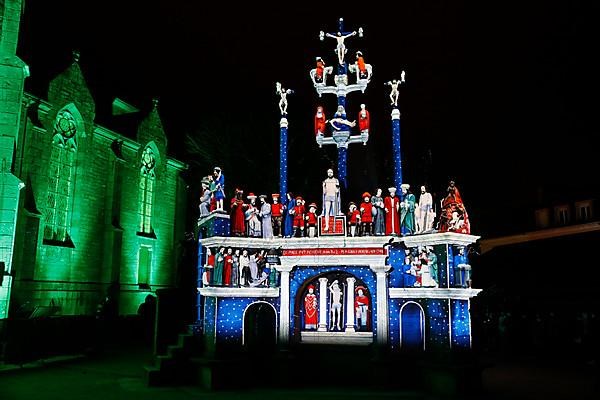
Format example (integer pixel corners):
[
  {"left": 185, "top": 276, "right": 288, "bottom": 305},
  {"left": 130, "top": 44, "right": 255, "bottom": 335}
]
[{"left": 322, "top": 169, "right": 341, "bottom": 232}]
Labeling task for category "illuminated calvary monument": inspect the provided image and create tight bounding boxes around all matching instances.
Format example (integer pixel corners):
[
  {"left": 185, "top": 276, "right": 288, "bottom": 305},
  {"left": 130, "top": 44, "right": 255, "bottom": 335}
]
[{"left": 194, "top": 18, "right": 482, "bottom": 356}]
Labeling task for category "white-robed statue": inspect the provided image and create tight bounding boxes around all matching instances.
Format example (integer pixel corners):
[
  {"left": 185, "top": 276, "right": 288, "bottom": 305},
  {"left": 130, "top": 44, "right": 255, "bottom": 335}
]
[
  {"left": 322, "top": 168, "right": 341, "bottom": 232},
  {"left": 259, "top": 195, "right": 273, "bottom": 239},
  {"left": 415, "top": 185, "right": 436, "bottom": 233}
]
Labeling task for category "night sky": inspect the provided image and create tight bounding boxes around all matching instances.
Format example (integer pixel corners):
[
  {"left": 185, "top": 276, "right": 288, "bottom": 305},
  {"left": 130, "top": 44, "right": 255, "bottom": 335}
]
[{"left": 16, "top": 0, "right": 599, "bottom": 236}]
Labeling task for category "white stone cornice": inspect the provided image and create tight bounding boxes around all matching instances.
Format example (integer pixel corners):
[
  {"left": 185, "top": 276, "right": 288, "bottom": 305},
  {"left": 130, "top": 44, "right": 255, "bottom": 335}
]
[
  {"left": 389, "top": 288, "right": 482, "bottom": 300},
  {"left": 200, "top": 233, "right": 479, "bottom": 251},
  {"left": 398, "top": 232, "right": 480, "bottom": 248},
  {"left": 200, "top": 235, "right": 394, "bottom": 249},
  {"left": 199, "top": 287, "right": 280, "bottom": 298}
]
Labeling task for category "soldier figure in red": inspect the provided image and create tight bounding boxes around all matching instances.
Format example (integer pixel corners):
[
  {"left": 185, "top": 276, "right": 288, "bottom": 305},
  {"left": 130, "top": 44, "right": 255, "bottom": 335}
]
[
  {"left": 348, "top": 202, "right": 361, "bottom": 237},
  {"left": 271, "top": 194, "right": 285, "bottom": 238},
  {"left": 290, "top": 196, "right": 306, "bottom": 237},
  {"left": 360, "top": 192, "right": 373, "bottom": 236},
  {"left": 306, "top": 202, "right": 318, "bottom": 238}
]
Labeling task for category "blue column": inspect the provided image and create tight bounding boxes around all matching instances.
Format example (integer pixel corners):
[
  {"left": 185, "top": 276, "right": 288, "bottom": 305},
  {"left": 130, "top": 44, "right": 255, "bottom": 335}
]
[
  {"left": 391, "top": 107, "right": 402, "bottom": 188},
  {"left": 279, "top": 117, "right": 288, "bottom": 200},
  {"left": 338, "top": 146, "right": 348, "bottom": 189}
]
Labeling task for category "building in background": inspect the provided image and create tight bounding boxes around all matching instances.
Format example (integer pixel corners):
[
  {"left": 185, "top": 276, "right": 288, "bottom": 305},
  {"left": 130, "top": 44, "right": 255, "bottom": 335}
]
[{"left": 1, "top": 0, "right": 187, "bottom": 320}]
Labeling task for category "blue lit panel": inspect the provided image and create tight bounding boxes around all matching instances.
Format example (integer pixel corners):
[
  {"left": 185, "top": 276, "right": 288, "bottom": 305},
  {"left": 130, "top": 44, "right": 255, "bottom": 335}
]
[
  {"left": 451, "top": 299, "right": 471, "bottom": 348},
  {"left": 203, "top": 296, "right": 217, "bottom": 342},
  {"left": 447, "top": 244, "right": 455, "bottom": 288},
  {"left": 435, "top": 244, "right": 449, "bottom": 288},
  {"left": 388, "top": 247, "right": 405, "bottom": 287},
  {"left": 427, "top": 299, "right": 450, "bottom": 350},
  {"left": 215, "top": 297, "right": 280, "bottom": 345}
]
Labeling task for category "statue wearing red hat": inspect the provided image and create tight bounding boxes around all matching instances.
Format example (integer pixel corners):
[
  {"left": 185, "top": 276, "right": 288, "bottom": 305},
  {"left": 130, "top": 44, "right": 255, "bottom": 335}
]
[
  {"left": 306, "top": 202, "right": 318, "bottom": 238},
  {"left": 290, "top": 196, "right": 306, "bottom": 237},
  {"left": 271, "top": 194, "right": 285, "bottom": 238},
  {"left": 348, "top": 202, "right": 361, "bottom": 237},
  {"left": 360, "top": 192, "right": 373, "bottom": 236},
  {"left": 354, "top": 286, "right": 370, "bottom": 331}
]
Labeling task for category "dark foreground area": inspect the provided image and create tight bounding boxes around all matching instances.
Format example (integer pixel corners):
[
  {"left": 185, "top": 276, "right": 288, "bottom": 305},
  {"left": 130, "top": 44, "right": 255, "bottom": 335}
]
[{"left": 1, "top": 341, "right": 598, "bottom": 400}]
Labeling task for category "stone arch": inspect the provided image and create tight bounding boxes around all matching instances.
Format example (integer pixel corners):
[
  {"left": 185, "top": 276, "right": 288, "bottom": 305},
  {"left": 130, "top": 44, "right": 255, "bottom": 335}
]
[
  {"left": 242, "top": 301, "right": 277, "bottom": 349},
  {"left": 399, "top": 301, "right": 426, "bottom": 351}
]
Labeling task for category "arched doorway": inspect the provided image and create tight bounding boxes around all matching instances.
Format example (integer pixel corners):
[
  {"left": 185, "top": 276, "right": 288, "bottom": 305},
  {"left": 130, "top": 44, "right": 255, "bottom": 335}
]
[
  {"left": 400, "top": 301, "right": 425, "bottom": 351},
  {"left": 243, "top": 302, "right": 277, "bottom": 351},
  {"left": 293, "top": 271, "right": 372, "bottom": 342}
]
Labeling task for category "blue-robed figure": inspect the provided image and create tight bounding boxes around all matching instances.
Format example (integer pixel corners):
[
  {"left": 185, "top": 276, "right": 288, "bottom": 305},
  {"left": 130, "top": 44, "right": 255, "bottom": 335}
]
[
  {"left": 453, "top": 246, "right": 471, "bottom": 288},
  {"left": 284, "top": 192, "right": 295, "bottom": 238}
]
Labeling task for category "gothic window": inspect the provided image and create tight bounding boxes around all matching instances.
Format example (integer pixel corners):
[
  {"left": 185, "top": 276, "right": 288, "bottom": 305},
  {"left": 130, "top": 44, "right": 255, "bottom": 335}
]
[
  {"left": 138, "top": 246, "right": 152, "bottom": 286},
  {"left": 138, "top": 146, "right": 156, "bottom": 234},
  {"left": 44, "top": 109, "right": 78, "bottom": 244}
]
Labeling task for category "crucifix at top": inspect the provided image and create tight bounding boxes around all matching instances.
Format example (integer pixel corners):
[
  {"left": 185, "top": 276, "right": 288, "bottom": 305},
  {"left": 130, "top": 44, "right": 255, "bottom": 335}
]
[{"left": 310, "top": 18, "right": 372, "bottom": 189}]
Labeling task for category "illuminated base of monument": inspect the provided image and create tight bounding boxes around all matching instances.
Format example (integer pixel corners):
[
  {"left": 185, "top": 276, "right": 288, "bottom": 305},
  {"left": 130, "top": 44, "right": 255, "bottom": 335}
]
[{"left": 197, "top": 231, "right": 481, "bottom": 352}]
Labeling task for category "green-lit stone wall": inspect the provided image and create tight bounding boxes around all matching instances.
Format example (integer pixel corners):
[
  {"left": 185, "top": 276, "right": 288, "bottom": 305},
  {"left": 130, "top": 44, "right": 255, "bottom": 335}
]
[
  {"left": 9, "top": 59, "right": 187, "bottom": 316},
  {"left": 0, "top": 0, "right": 27, "bottom": 319}
]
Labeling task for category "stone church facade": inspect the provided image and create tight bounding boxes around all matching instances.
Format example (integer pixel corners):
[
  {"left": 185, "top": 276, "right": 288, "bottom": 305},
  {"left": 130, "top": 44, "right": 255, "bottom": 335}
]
[{"left": 1, "top": 0, "right": 187, "bottom": 318}]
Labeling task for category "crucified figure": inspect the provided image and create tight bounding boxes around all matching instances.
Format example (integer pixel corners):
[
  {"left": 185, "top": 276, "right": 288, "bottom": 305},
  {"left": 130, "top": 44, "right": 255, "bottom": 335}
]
[
  {"left": 385, "top": 72, "right": 406, "bottom": 106},
  {"left": 325, "top": 31, "right": 357, "bottom": 65},
  {"left": 276, "top": 82, "right": 294, "bottom": 115}
]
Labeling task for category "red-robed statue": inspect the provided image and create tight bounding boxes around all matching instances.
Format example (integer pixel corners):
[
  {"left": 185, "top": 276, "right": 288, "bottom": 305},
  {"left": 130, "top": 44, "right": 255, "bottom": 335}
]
[
  {"left": 315, "top": 106, "right": 326, "bottom": 136},
  {"left": 384, "top": 187, "right": 400, "bottom": 235},
  {"left": 438, "top": 181, "right": 471, "bottom": 234},
  {"left": 358, "top": 104, "right": 370, "bottom": 133},
  {"left": 304, "top": 285, "right": 318, "bottom": 330},
  {"left": 230, "top": 188, "right": 247, "bottom": 236}
]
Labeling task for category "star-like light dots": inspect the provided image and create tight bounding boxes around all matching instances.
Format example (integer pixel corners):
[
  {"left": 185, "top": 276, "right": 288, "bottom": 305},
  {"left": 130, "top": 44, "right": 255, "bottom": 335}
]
[
  {"left": 290, "top": 266, "right": 378, "bottom": 335},
  {"left": 391, "top": 107, "right": 402, "bottom": 189},
  {"left": 215, "top": 297, "right": 280, "bottom": 344},
  {"left": 451, "top": 299, "right": 471, "bottom": 348},
  {"left": 280, "top": 121, "right": 288, "bottom": 199}
]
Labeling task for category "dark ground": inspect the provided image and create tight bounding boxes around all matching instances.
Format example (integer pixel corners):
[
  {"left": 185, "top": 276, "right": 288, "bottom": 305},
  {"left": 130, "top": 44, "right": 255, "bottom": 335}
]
[{"left": 1, "top": 341, "right": 598, "bottom": 400}]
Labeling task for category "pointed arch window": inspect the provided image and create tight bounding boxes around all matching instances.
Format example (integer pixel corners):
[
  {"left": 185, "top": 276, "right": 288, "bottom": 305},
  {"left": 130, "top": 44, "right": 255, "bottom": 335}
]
[
  {"left": 44, "top": 109, "right": 78, "bottom": 245},
  {"left": 138, "top": 146, "right": 156, "bottom": 235}
]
